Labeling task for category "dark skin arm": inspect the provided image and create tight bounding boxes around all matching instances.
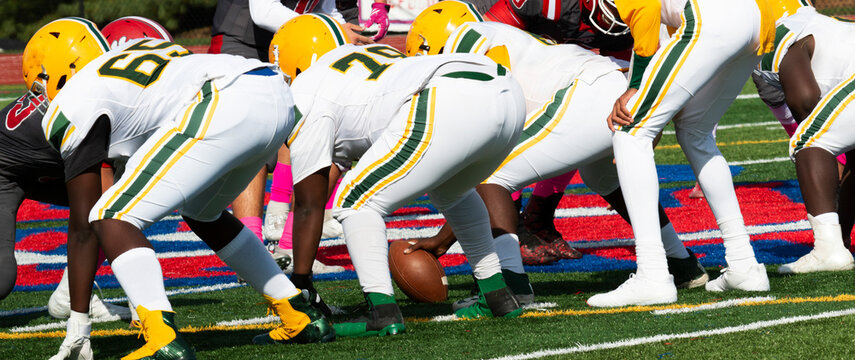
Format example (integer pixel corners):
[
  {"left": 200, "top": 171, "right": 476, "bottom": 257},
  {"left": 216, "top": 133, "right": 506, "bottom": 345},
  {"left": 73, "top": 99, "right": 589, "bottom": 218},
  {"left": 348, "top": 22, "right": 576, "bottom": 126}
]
[
  {"left": 779, "top": 35, "right": 820, "bottom": 123},
  {"left": 406, "top": 183, "right": 517, "bottom": 257},
  {"left": 64, "top": 165, "right": 103, "bottom": 314},
  {"left": 292, "top": 166, "right": 332, "bottom": 276}
]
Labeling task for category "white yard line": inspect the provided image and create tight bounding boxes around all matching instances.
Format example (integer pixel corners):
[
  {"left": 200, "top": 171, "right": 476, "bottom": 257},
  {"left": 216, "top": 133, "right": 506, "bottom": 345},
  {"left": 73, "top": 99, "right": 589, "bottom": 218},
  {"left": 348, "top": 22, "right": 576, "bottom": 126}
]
[
  {"left": 736, "top": 93, "right": 760, "bottom": 99},
  {"left": 729, "top": 157, "right": 791, "bottom": 165},
  {"left": 489, "top": 307, "right": 855, "bottom": 360},
  {"left": 662, "top": 120, "right": 781, "bottom": 135}
]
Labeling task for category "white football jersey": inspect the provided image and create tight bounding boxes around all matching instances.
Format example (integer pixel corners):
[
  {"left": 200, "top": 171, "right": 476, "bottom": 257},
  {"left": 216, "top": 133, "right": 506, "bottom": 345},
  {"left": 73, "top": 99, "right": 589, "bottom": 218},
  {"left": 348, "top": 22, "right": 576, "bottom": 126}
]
[
  {"left": 760, "top": 6, "right": 855, "bottom": 96},
  {"left": 442, "top": 22, "right": 622, "bottom": 111},
  {"left": 287, "top": 44, "right": 507, "bottom": 184},
  {"left": 43, "top": 38, "right": 269, "bottom": 162}
]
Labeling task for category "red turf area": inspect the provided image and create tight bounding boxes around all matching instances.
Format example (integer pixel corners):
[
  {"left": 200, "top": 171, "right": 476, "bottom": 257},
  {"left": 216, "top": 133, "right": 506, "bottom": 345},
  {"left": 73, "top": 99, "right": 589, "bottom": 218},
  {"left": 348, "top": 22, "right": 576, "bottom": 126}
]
[{"left": 0, "top": 35, "right": 407, "bottom": 86}]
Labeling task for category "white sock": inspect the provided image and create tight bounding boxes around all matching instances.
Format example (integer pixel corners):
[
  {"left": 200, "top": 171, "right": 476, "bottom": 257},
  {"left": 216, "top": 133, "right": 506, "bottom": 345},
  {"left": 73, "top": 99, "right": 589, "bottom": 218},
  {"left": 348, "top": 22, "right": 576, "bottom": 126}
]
[
  {"left": 494, "top": 233, "right": 525, "bottom": 273},
  {"left": 69, "top": 310, "right": 89, "bottom": 324},
  {"left": 341, "top": 210, "right": 395, "bottom": 296},
  {"left": 661, "top": 223, "right": 690, "bottom": 259},
  {"left": 111, "top": 247, "right": 172, "bottom": 312},
  {"left": 217, "top": 226, "right": 299, "bottom": 300},
  {"left": 718, "top": 217, "right": 759, "bottom": 271},
  {"left": 613, "top": 131, "right": 669, "bottom": 280},
  {"left": 437, "top": 190, "right": 501, "bottom": 280},
  {"left": 67, "top": 310, "right": 91, "bottom": 338},
  {"left": 813, "top": 212, "right": 839, "bottom": 225},
  {"left": 808, "top": 214, "right": 846, "bottom": 254}
]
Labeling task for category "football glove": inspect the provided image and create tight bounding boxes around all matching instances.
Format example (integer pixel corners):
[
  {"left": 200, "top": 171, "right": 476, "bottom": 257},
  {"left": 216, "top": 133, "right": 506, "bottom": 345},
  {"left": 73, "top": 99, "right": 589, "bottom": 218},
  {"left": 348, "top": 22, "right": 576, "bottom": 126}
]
[{"left": 363, "top": 2, "right": 391, "bottom": 41}]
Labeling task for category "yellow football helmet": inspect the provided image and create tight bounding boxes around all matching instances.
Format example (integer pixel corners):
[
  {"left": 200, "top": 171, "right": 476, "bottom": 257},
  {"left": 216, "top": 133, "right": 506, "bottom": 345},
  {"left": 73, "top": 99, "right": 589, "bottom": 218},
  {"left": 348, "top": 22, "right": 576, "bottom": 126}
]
[
  {"left": 22, "top": 17, "right": 110, "bottom": 101},
  {"left": 405, "top": 0, "right": 484, "bottom": 56},
  {"left": 269, "top": 14, "right": 350, "bottom": 82}
]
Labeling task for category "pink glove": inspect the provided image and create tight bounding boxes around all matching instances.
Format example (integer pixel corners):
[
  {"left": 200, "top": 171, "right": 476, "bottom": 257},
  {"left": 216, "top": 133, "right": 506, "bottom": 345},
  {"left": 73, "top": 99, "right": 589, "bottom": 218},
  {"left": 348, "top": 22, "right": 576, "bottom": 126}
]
[{"left": 363, "top": 2, "right": 390, "bottom": 41}]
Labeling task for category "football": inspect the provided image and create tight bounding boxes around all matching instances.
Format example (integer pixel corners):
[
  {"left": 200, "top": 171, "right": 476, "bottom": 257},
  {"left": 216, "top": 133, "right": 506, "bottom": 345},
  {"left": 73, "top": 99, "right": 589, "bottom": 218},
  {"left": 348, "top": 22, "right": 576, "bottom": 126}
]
[{"left": 388, "top": 240, "right": 448, "bottom": 303}]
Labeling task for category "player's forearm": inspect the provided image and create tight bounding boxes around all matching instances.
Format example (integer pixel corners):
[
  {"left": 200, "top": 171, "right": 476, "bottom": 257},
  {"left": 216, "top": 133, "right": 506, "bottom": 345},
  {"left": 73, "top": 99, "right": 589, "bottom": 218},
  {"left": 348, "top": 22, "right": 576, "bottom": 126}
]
[
  {"left": 65, "top": 169, "right": 103, "bottom": 314},
  {"left": 292, "top": 169, "right": 331, "bottom": 275},
  {"left": 248, "top": 0, "right": 299, "bottom": 33}
]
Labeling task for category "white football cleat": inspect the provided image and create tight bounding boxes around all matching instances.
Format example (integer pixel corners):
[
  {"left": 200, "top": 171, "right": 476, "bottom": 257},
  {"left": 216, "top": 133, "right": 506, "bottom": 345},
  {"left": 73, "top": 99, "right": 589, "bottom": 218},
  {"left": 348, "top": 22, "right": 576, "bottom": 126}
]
[
  {"left": 586, "top": 273, "right": 677, "bottom": 307},
  {"left": 705, "top": 264, "right": 770, "bottom": 292},
  {"left": 778, "top": 218, "right": 855, "bottom": 273},
  {"left": 49, "top": 317, "right": 92, "bottom": 360},
  {"left": 777, "top": 250, "right": 854, "bottom": 274},
  {"left": 321, "top": 210, "right": 344, "bottom": 239},
  {"left": 88, "top": 294, "right": 132, "bottom": 322},
  {"left": 276, "top": 248, "right": 346, "bottom": 274},
  {"left": 48, "top": 277, "right": 131, "bottom": 322},
  {"left": 262, "top": 201, "right": 290, "bottom": 242}
]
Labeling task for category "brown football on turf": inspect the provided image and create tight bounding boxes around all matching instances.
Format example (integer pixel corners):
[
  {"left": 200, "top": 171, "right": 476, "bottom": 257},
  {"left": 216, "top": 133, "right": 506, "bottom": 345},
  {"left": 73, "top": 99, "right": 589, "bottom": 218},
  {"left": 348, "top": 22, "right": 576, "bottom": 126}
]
[{"left": 388, "top": 240, "right": 448, "bottom": 303}]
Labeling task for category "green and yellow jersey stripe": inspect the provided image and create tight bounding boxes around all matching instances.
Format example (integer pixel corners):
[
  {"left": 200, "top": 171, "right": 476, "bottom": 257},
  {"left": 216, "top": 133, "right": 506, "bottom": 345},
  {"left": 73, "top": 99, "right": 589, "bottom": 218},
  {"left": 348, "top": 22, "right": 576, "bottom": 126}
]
[
  {"left": 621, "top": 0, "right": 702, "bottom": 135},
  {"left": 337, "top": 88, "right": 436, "bottom": 209},
  {"left": 97, "top": 81, "right": 220, "bottom": 220}
]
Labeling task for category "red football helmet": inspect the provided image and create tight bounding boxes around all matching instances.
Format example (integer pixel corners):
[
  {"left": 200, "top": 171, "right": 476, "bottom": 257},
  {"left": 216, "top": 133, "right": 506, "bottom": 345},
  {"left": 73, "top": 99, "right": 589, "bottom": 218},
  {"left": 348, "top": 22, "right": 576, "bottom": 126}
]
[
  {"left": 101, "top": 16, "right": 173, "bottom": 48},
  {"left": 581, "top": 0, "right": 629, "bottom": 36}
]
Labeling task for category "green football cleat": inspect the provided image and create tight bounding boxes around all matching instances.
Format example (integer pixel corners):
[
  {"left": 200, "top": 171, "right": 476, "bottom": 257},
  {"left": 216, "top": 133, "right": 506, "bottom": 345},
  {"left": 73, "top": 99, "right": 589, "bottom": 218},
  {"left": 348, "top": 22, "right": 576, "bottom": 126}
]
[
  {"left": 252, "top": 292, "right": 335, "bottom": 345},
  {"left": 455, "top": 273, "right": 522, "bottom": 320},
  {"left": 121, "top": 306, "right": 195, "bottom": 360},
  {"left": 454, "top": 288, "right": 523, "bottom": 319},
  {"left": 333, "top": 293, "right": 405, "bottom": 337}
]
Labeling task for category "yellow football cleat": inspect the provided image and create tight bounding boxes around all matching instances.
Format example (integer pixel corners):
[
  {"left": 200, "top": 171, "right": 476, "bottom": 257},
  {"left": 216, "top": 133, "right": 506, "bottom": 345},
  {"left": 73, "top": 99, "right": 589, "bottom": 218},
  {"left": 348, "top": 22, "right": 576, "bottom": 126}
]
[
  {"left": 121, "top": 305, "right": 195, "bottom": 360},
  {"left": 252, "top": 292, "right": 335, "bottom": 344}
]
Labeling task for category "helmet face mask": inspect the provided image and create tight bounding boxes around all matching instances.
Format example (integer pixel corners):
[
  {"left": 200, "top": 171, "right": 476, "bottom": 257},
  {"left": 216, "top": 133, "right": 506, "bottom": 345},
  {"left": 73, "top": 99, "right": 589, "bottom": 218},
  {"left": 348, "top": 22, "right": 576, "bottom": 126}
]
[
  {"left": 22, "top": 17, "right": 109, "bottom": 101},
  {"left": 269, "top": 14, "right": 350, "bottom": 82},
  {"left": 586, "top": 0, "right": 630, "bottom": 36},
  {"left": 406, "top": 0, "right": 484, "bottom": 57}
]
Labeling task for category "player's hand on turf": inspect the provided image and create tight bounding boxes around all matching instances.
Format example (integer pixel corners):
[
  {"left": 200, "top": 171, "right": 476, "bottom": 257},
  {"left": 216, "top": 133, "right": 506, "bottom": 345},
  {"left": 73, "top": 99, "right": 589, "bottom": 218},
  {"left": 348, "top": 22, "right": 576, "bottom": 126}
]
[
  {"left": 608, "top": 88, "right": 638, "bottom": 131},
  {"left": 363, "top": 1, "right": 391, "bottom": 41},
  {"left": 49, "top": 334, "right": 93, "bottom": 360},
  {"left": 343, "top": 23, "right": 374, "bottom": 45},
  {"left": 405, "top": 236, "right": 450, "bottom": 257}
]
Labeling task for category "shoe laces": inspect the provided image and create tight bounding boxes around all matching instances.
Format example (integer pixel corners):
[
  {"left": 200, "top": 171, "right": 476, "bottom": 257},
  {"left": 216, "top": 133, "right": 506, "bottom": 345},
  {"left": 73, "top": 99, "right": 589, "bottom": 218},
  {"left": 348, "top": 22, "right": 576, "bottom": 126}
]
[
  {"left": 262, "top": 301, "right": 280, "bottom": 318},
  {"left": 131, "top": 320, "right": 148, "bottom": 341}
]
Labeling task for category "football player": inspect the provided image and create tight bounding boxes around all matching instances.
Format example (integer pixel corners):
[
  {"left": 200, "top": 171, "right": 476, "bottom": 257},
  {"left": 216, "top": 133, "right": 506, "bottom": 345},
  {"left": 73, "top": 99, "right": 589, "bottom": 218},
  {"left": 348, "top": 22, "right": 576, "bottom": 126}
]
[
  {"left": 403, "top": 1, "right": 708, "bottom": 309},
  {"left": 270, "top": 14, "right": 526, "bottom": 336},
  {"left": 595, "top": 0, "right": 786, "bottom": 306},
  {"left": 45, "top": 15, "right": 175, "bottom": 328},
  {"left": 25, "top": 18, "right": 332, "bottom": 360},
  {"left": 458, "top": 0, "right": 638, "bottom": 263},
  {"left": 756, "top": 4, "right": 855, "bottom": 273}
]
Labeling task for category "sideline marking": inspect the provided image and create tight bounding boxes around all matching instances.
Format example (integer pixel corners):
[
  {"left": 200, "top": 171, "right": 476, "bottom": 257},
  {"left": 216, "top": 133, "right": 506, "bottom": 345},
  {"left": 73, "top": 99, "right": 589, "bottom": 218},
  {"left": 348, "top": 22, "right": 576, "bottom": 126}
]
[{"left": 488, "top": 307, "right": 855, "bottom": 360}]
